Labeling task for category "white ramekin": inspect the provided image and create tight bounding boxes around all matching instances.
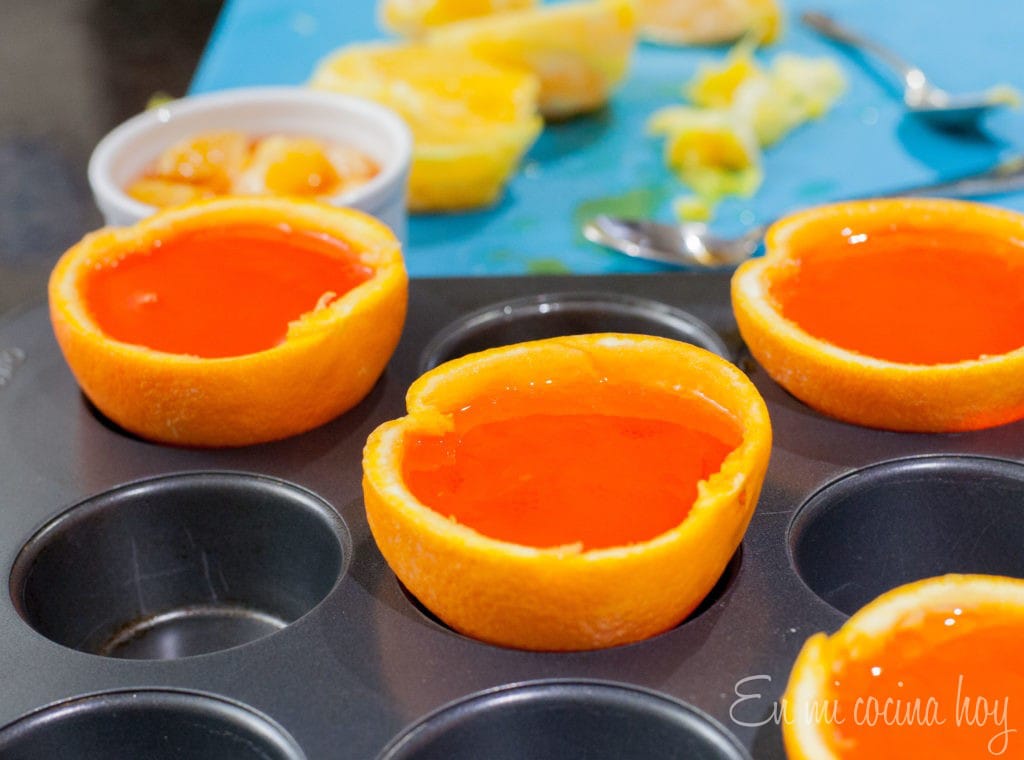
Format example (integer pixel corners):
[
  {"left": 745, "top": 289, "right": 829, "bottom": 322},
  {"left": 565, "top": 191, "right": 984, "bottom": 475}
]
[{"left": 88, "top": 86, "right": 412, "bottom": 241}]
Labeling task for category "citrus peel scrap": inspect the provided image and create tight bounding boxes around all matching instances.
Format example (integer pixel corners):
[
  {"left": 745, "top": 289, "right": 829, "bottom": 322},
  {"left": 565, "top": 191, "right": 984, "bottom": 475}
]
[
  {"left": 310, "top": 41, "right": 542, "bottom": 211},
  {"left": 426, "top": 0, "right": 638, "bottom": 119},
  {"left": 649, "top": 39, "right": 845, "bottom": 219}
]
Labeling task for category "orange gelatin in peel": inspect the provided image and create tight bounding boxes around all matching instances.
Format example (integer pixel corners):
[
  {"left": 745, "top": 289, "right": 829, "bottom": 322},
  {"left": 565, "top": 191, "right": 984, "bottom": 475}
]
[
  {"left": 362, "top": 334, "right": 772, "bottom": 651},
  {"left": 49, "top": 196, "right": 408, "bottom": 446},
  {"left": 402, "top": 383, "right": 741, "bottom": 549},
  {"left": 825, "top": 609, "right": 1024, "bottom": 758},
  {"left": 784, "top": 576, "right": 1024, "bottom": 760},
  {"left": 731, "top": 199, "right": 1024, "bottom": 432},
  {"left": 771, "top": 228, "right": 1024, "bottom": 364},
  {"left": 84, "top": 224, "right": 373, "bottom": 358}
]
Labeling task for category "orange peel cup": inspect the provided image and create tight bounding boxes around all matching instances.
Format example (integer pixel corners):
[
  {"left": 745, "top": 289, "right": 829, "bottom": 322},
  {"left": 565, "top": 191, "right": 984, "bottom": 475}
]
[
  {"left": 783, "top": 574, "right": 1024, "bottom": 760},
  {"left": 362, "top": 333, "right": 772, "bottom": 651},
  {"left": 49, "top": 196, "right": 408, "bottom": 447},
  {"left": 731, "top": 198, "right": 1024, "bottom": 432}
]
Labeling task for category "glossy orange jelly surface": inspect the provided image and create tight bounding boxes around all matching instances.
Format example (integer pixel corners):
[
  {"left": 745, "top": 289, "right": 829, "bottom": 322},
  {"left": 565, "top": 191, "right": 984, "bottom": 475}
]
[
  {"left": 402, "top": 382, "right": 743, "bottom": 550},
  {"left": 825, "top": 607, "right": 1024, "bottom": 759},
  {"left": 84, "top": 224, "right": 373, "bottom": 358},
  {"left": 770, "top": 227, "right": 1024, "bottom": 364}
]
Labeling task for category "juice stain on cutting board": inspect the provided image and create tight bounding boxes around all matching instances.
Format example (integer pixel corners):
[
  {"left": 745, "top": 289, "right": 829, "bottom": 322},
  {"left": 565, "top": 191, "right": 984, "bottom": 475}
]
[
  {"left": 525, "top": 258, "right": 572, "bottom": 275},
  {"left": 484, "top": 249, "right": 572, "bottom": 275}
]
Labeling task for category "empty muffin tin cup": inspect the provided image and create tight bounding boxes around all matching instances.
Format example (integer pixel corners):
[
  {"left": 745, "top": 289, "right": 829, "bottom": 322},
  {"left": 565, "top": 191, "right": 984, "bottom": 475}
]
[
  {"left": 0, "top": 690, "right": 304, "bottom": 759},
  {"left": 10, "top": 472, "right": 349, "bottom": 659},
  {"left": 789, "top": 455, "right": 1024, "bottom": 615},
  {"left": 418, "top": 292, "right": 731, "bottom": 372},
  {"left": 379, "top": 680, "right": 750, "bottom": 760}
]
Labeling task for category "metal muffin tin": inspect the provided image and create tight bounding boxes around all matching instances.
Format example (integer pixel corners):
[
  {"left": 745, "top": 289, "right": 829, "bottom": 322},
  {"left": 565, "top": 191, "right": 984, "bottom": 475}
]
[{"left": 0, "top": 272, "right": 1021, "bottom": 759}]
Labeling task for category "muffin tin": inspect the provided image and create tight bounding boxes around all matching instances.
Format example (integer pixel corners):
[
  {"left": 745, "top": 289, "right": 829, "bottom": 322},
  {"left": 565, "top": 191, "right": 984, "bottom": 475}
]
[{"left": 0, "top": 271, "right": 1021, "bottom": 759}]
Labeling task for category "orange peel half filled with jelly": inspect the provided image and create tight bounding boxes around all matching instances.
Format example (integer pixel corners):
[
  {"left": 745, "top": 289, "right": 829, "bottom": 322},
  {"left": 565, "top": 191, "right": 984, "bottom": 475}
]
[
  {"left": 732, "top": 198, "right": 1024, "bottom": 432},
  {"left": 783, "top": 574, "right": 1024, "bottom": 760},
  {"left": 362, "top": 333, "right": 772, "bottom": 651},
  {"left": 49, "top": 196, "right": 408, "bottom": 447}
]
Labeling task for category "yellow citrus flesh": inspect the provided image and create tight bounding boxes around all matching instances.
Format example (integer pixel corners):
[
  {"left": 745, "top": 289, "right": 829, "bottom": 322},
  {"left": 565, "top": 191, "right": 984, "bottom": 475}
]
[
  {"left": 49, "top": 196, "right": 408, "bottom": 447},
  {"left": 379, "top": 0, "right": 537, "bottom": 37},
  {"left": 128, "top": 131, "right": 381, "bottom": 207},
  {"left": 228, "top": 136, "right": 380, "bottom": 198},
  {"left": 731, "top": 198, "right": 1024, "bottom": 432},
  {"left": 783, "top": 575, "right": 1024, "bottom": 760},
  {"left": 309, "top": 42, "right": 542, "bottom": 211},
  {"left": 126, "top": 178, "right": 216, "bottom": 208},
  {"left": 427, "top": 0, "right": 638, "bottom": 119},
  {"left": 636, "top": 0, "right": 781, "bottom": 45},
  {"left": 362, "top": 334, "right": 772, "bottom": 651},
  {"left": 151, "top": 130, "right": 250, "bottom": 193}
]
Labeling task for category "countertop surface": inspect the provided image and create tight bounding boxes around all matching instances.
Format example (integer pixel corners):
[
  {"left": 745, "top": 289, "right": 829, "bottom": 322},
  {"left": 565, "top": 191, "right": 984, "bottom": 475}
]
[{"left": 0, "top": 0, "right": 222, "bottom": 317}]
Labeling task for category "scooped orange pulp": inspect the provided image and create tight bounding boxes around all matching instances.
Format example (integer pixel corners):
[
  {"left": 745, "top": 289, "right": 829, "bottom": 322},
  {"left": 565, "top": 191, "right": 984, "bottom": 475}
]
[
  {"left": 784, "top": 575, "right": 1024, "bottom": 760},
  {"left": 49, "top": 196, "right": 407, "bottom": 446},
  {"left": 363, "top": 334, "right": 772, "bottom": 651},
  {"left": 732, "top": 198, "right": 1024, "bottom": 432}
]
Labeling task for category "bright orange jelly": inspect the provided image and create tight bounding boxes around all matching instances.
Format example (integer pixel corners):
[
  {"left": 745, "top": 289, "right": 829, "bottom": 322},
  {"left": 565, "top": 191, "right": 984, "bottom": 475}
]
[
  {"left": 825, "top": 609, "right": 1024, "bottom": 758},
  {"left": 402, "top": 383, "right": 742, "bottom": 550},
  {"left": 84, "top": 224, "right": 373, "bottom": 358},
  {"left": 771, "top": 228, "right": 1024, "bottom": 364}
]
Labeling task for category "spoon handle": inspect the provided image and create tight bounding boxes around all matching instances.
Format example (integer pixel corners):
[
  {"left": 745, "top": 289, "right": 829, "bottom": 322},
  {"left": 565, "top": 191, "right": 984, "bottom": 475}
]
[
  {"left": 801, "top": 11, "right": 924, "bottom": 89},
  {"left": 881, "top": 156, "right": 1024, "bottom": 199},
  {"left": 756, "top": 158, "right": 1024, "bottom": 251}
]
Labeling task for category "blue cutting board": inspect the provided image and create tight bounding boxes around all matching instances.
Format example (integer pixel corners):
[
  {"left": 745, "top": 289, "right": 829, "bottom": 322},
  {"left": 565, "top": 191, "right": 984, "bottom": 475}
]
[{"left": 191, "top": 0, "right": 1024, "bottom": 277}]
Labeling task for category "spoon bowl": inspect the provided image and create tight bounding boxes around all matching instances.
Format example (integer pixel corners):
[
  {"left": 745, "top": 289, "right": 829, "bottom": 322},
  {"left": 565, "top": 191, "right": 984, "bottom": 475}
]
[
  {"left": 903, "top": 85, "right": 1021, "bottom": 132},
  {"left": 802, "top": 11, "right": 1020, "bottom": 131},
  {"left": 583, "top": 216, "right": 762, "bottom": 267}
]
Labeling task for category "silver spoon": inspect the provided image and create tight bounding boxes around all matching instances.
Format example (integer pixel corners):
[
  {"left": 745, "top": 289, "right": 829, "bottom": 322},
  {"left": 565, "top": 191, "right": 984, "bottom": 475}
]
[
  {"left": 802, "top": 11, "right": 1019, "bottom": 131},
  {"left": 582, "top": 155, "right": 1024, "bottom": 267}
]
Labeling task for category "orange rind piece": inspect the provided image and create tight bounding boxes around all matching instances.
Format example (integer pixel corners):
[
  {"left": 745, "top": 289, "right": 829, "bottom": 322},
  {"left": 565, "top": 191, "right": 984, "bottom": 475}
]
[
  {"left": 378, "top": 0, "right": 537, "bottom": 37},
  {"left": 636, "top": 0, "right": 781, "bottom": 46},
  {"left": 427, "top": 0, "right": 638, "bottom": 119},
  {"left": 150, "top": 130, "right": 249, "bottom": 194},
  {"left": 731, "top": 198, "right": 1024, "bottom": 432},
  {"left": 230, "top": 136, "right": 380, "bottom": 198},
  {"left": 49, "top": 196, "right": 408, "bottom": 447},
  {"left": 309, "top": 42, "right": 542, "bottom": 212},
  {"left": 362, "top": 333, "right": 772, "bottom": 651},
  {"left": 783, "top": 574, "right": 1024, "bottom": 760}
]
